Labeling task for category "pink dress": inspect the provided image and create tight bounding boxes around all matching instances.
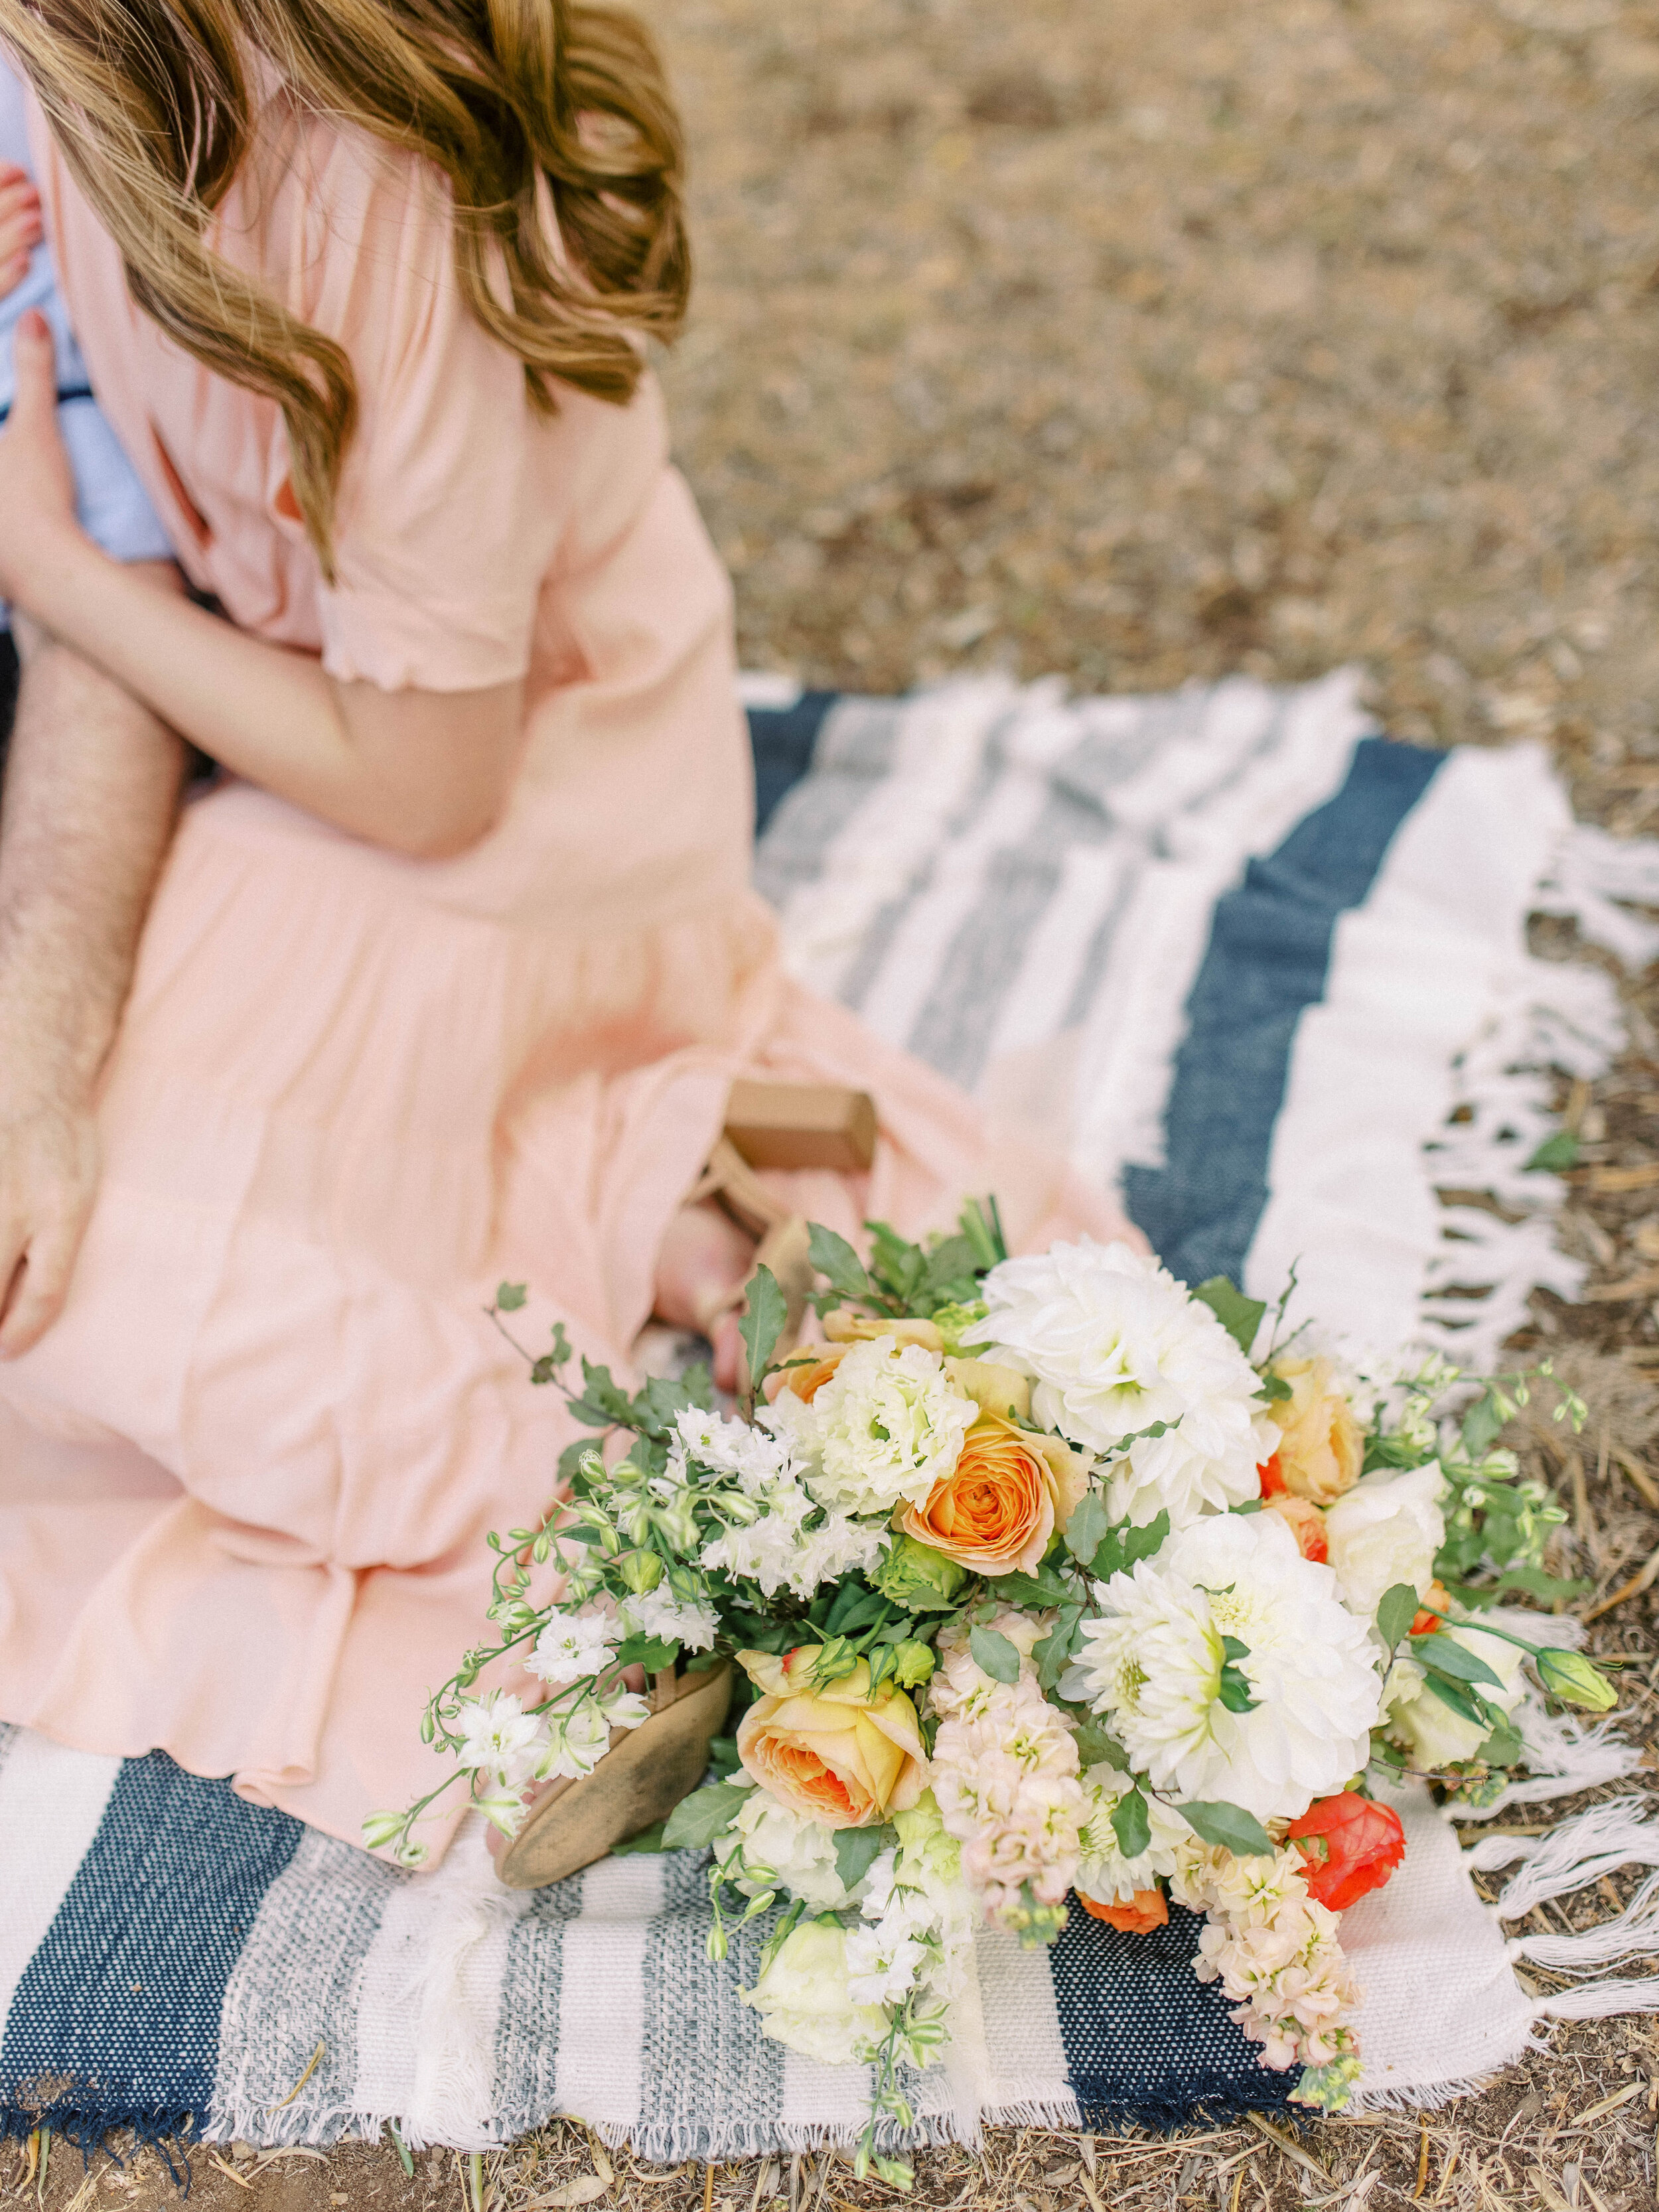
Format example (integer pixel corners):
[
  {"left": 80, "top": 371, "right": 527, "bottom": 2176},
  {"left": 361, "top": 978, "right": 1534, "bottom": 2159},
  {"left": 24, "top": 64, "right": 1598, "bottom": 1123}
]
[{"left": 0, "top": 84, "right": 1131, "bottom": 1854}]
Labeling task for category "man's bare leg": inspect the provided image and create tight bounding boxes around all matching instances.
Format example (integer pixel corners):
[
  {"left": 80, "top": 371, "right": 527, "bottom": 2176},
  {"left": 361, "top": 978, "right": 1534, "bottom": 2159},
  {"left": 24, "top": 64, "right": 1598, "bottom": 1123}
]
[{"left": 0, "top": 575, "right": 186, "bottom": 1355}]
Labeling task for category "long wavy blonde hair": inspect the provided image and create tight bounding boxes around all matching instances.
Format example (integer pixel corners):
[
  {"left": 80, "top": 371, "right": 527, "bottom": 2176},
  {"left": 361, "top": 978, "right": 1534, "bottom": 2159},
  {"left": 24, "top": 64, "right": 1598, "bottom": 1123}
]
[{"left": 0, "top": 0, "right": 689, "bottom": 573}]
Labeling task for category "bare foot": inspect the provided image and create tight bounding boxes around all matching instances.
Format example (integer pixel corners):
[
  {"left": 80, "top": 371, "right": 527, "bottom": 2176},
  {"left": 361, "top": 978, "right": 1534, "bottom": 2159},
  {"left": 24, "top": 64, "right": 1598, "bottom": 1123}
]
[{"left": 653, "top": 1200, "right": 754, "bottom": 1392}]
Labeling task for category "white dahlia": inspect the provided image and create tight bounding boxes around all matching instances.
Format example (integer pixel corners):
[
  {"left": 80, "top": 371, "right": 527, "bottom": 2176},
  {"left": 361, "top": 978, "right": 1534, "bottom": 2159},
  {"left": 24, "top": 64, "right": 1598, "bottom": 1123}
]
[
  {"left": 765, "top": 1335, "right": 977, "bottom": 1517},
  {"left": 1070, "top": 1511, "right": 1381, "bottom": 1823},
  {"left": 966, "top": 1239, "right": 1269, "bottom": 1526},
  {"left": 1074, "top": 1763, "right": 1189, "bottom": 1906}
]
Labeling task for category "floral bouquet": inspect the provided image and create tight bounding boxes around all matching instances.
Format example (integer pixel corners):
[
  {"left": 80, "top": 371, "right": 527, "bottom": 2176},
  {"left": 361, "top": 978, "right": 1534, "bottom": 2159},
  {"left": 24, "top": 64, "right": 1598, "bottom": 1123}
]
[{"left": 369, "top": 1204, "right": 1613, "bottom": 2185}]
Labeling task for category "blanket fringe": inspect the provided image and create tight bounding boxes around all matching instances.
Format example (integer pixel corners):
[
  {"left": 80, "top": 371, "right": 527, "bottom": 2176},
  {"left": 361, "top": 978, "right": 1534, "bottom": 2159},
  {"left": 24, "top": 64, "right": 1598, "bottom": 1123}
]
[
  {"left": 1418, "top": 815, "right": 1659, "bottom": 1367},
  {"left": 1463, "top": 1797, "right": 1659, "bottom": 2031}
]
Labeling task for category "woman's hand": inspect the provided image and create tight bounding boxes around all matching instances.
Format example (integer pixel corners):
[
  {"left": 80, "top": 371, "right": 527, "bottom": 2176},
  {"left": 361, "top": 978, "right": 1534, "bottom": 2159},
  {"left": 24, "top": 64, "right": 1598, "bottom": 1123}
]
[
  {"left": 0, "top": 165, "right": 42, "bottom": 297},
  {"left": 0, "top": 309, "right": 84, "bottom": 608}
]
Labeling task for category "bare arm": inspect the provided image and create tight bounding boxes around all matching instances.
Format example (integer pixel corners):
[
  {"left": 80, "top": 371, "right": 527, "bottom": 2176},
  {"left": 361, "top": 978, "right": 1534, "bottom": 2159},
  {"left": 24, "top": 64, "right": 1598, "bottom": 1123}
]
[
  {"left": 0, "top": 588, "right": 187, "bottom": 1354},
  {"left": 0, "top": 312, "right": 526, "bottom": 861}
]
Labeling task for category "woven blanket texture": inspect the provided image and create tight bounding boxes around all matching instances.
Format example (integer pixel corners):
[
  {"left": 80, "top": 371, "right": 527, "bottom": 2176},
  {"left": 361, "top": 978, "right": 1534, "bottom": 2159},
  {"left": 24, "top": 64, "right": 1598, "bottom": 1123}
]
[{"left": 3, "top": 669, "right": 1656, "bottom": 2158}]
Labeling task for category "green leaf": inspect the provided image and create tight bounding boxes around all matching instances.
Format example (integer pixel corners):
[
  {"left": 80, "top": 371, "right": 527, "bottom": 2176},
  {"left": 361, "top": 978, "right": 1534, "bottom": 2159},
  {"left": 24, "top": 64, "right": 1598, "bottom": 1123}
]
[
  {"left": 1192, "top": 1277, "right": 1267, "bottom": 1357},
  {"left": 661, "top": 1779, "right": 753, "bottom": 1849},
  {"left": 614, "top": 1633, "right": 680, "bottom": 1673},
  {"left": 833, "top": 1825, "right": 894, "bottom": 1890},
  {"left": 807, "top": 1223, "right": 871, "bottom": 1301},
  {"left": 1422, "top": 1671, "right": 1486, "bottom": 1726},
  {"left": 1411, "top": 1633, "right": 1505, "bottom": 1692},
  {"left": 1034, "top": 1604, "right": 1084, "bottom": 1692},
  {"left": 1110, "top": 1786, "right": 1151, "bottom": 1860},
  {"left": 1074, "top": 1718, "right": 1129, "bottom": 1767},
  {"left": 969, "top": 1625, "right": 1022, "bottom": 1685},
  {"left": 1064, "top": 1493, "right": 1113, "bottom": 1570},
  {"left": 1177, "top": 1799, "right": 1276, "bottom": 1858},
  {"left": 739, "top": 1265, "right": 788, "bottom": 1390},
  {"left": 867, "top": 1221, "right": 927, "bottom": 1304},
  {"left": 1257, "top": 1371, "right": 1293, "bottom": 1402},
  {"left": 611, "top": 1820, "right": 670, "bottom": 1855},
  {"left": 1216, "top": 1635, "right": 1258, "bottom": 1714},
  {"left": 1461, "top": 1392, "right": 1505, "bottom": 1459},
  {"left": 1526, "top": 1129, "right": 1580, "bottom": 1174},
  {"left": 1118, "top": 1510, "right": 1170, "bottom": 1572},
  {"left": 985, "top": 1566, "right": 1078, "bottom": 1609},
  {"left": 920, "top": 1233, "right": 981, "bottom": 1309},
  {"left": 1463, "top": 1565, "right": 1593, "bottom": 1604},
  {"left": 1476, "top": 1713, "right": 1525, "bottom": 1767},
  {"left": 1376, "top": 1582, "right": 1421, "bottom": 1655},
  {"left": 496, "top": 1282, "right": 528, "bottom": 1312}
]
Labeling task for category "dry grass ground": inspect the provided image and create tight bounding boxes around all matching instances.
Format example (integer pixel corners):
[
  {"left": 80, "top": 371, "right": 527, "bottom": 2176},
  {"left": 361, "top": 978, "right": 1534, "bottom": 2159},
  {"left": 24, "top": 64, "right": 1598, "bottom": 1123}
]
[{"left": 9, "top": 0, "right": 1659, "bottom": 2205}]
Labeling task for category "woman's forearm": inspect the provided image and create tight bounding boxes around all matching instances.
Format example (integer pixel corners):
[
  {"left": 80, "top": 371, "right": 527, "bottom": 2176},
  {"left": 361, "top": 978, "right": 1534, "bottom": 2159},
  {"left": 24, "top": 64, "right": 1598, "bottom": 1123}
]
[
  {"left": 0, "top": 598, "right": 186, "bottom": 1099},
  {"left": 21, "top": 530, "right": 524, "bottom": 859}
]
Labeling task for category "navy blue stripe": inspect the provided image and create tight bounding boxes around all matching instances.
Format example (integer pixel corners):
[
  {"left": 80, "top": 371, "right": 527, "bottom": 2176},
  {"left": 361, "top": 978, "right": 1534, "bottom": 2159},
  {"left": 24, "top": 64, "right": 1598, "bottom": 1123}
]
[
  {"left": 1052, "top": 1901, "right": 1297, "bottom": 2125},
  {"left": 746, "top": 690, "right": 839, "bottom": 837},
  {"left": 0, "top": 1752, "right": 303, "bottom": 2137},
  {"left": 1122, "top": 736, "right": 1445, "bottom": 1288}
]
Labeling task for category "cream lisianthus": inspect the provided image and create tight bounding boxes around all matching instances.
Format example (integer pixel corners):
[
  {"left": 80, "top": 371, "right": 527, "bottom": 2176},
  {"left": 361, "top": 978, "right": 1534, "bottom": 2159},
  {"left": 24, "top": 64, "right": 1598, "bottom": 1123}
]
[
  {"left": 740, "top": 1919, "right": 888, "bottom": 2065},
  {"left": 764, "top": 1334, "right": 979, "bottom": 1517},
  {"left": 1384, "top": 1619, "right": 1526, "bottom": 1767},
  {"left": 1070, "top": 1512, "right": 1381, "bottom": 1823},
  {"left": 714, "top": 1791, "right": 859, "bottom": 1911},
  {"left": 966, "top": 1239, "right": 1269, "bottom": 1527},
  {"left": 1324, "top": 1462, "right": 1445, "bottom": 1620}
]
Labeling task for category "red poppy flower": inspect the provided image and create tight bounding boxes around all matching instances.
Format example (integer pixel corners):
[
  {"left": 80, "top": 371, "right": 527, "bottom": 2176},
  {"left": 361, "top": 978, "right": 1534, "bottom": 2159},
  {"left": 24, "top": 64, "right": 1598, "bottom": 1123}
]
[{"left": 1258, "top": 1452, "right": 1287, "bottom": 1498}]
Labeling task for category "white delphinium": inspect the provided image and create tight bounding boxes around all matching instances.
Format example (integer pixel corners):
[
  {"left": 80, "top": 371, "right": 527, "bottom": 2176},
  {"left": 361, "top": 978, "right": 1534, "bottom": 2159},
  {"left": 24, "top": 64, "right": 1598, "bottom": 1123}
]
[
  {"left": 1323, "top": 1463, "right": 1446, "bottom": 1620},
  {"left": 1074, "top": 1763, "right": 1188, "bottom": 1907},
  {"left": 527, "top": 1610, "right": 622, "bottom": 1687},
  {"left": 594, "top": 1679, "right": 651, "bottom": 1730},
  {"left": 929, "top": 1620, "right": 1087, "bottom": 1929},
  {"left": 714, "top": 1791, "right": 858, "bottom": 1913},
  {"left": 1070, "top": 1512, "right": 1381, "bottom": 1822},
  {"left": 538, "top": 1698, "right": 612, "bottom": 1781},
  {"left": 764, "top": 1336, "right": 977, "bottom": 1517},
  {"left": 618, "top": 1584, "right": 720, "bottom": 1653},
  {"left": 846, "top": 1801, "right": 975, "bottom": 2013},
  {"left": 674, "top": 1406, "right": 805, "bottom": 1494},
  {"left": 965, "top": 1240, "right": 1271, "bottom": 1527},
  {"left": 453, "top": 1691, "right": 546, "bottom": 1787}
]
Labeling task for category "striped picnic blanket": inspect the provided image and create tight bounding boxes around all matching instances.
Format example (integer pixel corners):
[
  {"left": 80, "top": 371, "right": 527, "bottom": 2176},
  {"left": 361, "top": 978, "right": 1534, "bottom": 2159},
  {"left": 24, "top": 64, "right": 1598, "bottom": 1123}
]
[{"left": 3, "top": 669, "right": 1653, "bottom": 2162}]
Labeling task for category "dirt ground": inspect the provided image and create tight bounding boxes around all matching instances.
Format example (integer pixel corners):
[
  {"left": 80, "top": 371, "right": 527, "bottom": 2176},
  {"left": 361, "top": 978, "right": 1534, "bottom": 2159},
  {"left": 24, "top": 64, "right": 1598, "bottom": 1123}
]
[{"left": 9, "top": 0, "right": 1659, "bottom": 2205}]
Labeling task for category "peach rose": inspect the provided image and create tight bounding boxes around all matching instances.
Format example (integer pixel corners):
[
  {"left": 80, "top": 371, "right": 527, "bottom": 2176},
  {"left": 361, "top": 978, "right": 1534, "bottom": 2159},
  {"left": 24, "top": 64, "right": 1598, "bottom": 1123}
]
[
  {"left": 1263, "top": 1493, "right": 1329, "bottom": 1564},
  {"left": 941, "top": 1357, "right": 1032, "bottom": 1423},
  {"left": 1080, "top": 1887, "right": 1168, "bottom": 1933},
  {"left": 824, "top": 1310, "right": 945, "bottom": 1351},
  {"left": 737, "top": 1649, "right": 929, "bottom": 1829},
  {"left": 898, "top": 1411, "right": 1090, "bottom": 1576},
  {"left": 1262, "top": 1356, "right": 1362, "bottom": 1504},
  {"left": 774, "top": 1341, "right": 851, "bottom": 1404},
  {"left": 1410, "top": 1578, "right": 1451, "bottom": 1637}
]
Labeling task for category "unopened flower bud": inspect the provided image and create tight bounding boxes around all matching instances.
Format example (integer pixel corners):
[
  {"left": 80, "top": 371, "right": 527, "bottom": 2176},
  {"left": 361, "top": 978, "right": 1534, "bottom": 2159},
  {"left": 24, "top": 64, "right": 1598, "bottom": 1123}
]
[
  {"left": 618, "top": 1548, "right": 664, "bottom": 1594},
  {"left": 1536, "top": 1649, "right": 1617, "bottom": 1712}
]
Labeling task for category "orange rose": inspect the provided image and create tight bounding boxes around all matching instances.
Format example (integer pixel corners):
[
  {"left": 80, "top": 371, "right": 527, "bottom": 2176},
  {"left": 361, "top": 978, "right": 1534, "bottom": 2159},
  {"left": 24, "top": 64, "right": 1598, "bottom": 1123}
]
[
  {"left": 1286, "top": 1792, "right": 1406, "bottom": 1912},
  {"left": 736, "top": 1649, "right": 928, "bottom": 1830},
  {"left": 1080, "top": 1887, "right": 1168, "bottom": 1933},
  {"left": 1410, "top": 1578, "right": 1451, "bottom": 1637},
  {"left": 1264, "top": 1493, "right": 1329, "bottom": 1564},
  {"left": 898, "top": 1412, "right": 1090, "bottom": 1576},
  {"left": 1262, "top": 1357, "right": 1362, "bottom": 1504}
]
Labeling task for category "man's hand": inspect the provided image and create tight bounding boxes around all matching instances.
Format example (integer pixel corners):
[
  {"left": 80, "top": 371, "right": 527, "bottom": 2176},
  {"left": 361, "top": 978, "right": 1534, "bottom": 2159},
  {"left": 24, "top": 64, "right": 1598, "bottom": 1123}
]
[
  {"left": 0, "top": 311, "right": 80, "bottom": 606},
  {"left": 0, "top": 1060, "right": 99, "bottom": 1357},
  {"left": 0, "top": 163, "right": 42, "bottom": 298}
]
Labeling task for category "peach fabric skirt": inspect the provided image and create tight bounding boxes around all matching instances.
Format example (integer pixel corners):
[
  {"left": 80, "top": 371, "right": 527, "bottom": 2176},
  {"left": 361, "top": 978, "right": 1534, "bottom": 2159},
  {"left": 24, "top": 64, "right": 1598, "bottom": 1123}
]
[{"left": 0, "top": 776, "right": 1126, "bottom": 1856}]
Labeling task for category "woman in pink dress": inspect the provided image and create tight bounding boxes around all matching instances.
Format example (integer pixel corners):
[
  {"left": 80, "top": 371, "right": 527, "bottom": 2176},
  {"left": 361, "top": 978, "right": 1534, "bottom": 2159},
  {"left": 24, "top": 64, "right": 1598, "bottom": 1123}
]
[{"left": 0, "top": 0, "right": 1128, "bottom": 1856}]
